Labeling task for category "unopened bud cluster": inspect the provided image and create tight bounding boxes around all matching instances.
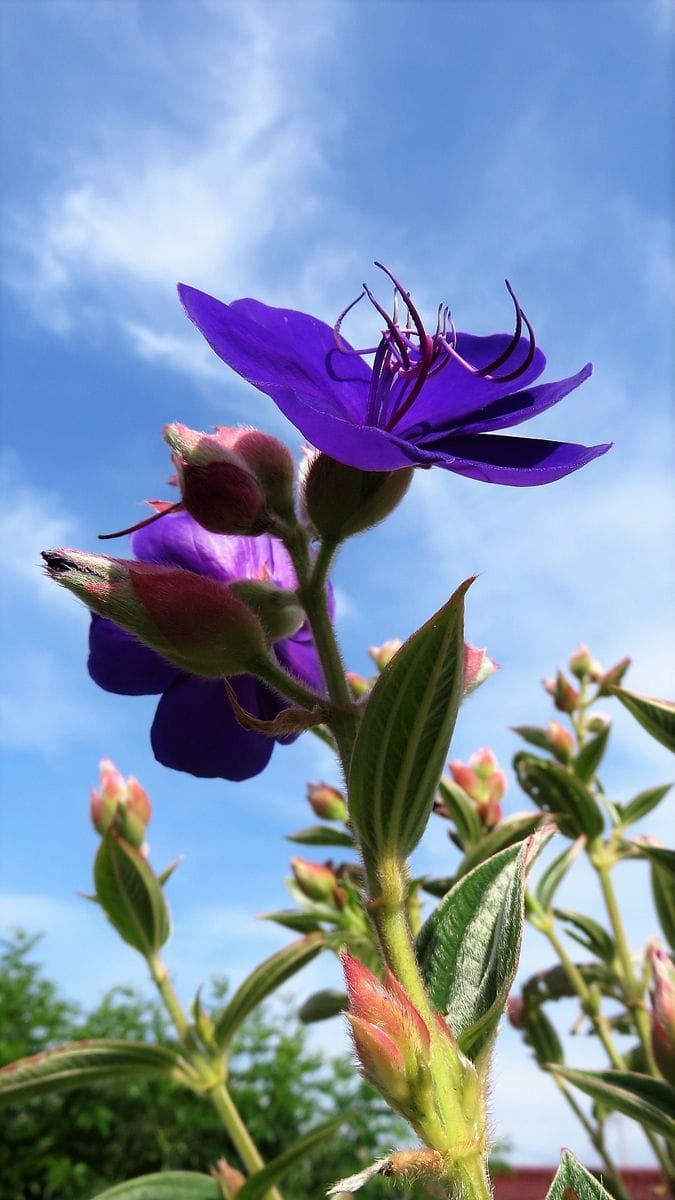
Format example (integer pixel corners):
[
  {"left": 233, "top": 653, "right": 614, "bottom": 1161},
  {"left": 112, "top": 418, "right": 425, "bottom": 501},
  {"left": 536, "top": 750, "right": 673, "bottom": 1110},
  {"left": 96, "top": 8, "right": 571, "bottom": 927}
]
[
  {"left": 448, "top": 748, "right": 506, "bottom": 828},
  {"left": 90, "top": 758, "right": 151, "bottom": 849}
]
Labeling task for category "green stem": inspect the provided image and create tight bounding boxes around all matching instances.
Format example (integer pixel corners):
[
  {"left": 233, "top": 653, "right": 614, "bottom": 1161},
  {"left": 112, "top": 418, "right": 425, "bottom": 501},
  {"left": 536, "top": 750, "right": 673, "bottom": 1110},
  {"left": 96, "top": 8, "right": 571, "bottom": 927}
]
[{"left": 147, "top": 953, "right": 284, "bottom": 1200}]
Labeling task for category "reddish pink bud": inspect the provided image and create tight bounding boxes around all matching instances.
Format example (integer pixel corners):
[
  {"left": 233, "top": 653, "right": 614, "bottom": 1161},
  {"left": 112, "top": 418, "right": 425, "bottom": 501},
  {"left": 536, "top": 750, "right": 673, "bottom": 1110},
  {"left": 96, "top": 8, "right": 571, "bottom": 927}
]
[
  {"left": 368, "top": 639, "right": 402, "bottom": 670},
  {"left": 346, "top": 1014, "right": 409, "bottom": 1102},
  {"left": 546, "top": 720, "right": 575, "bottom": 763},
  {"left": 597, "top": 656, "right": 631, "bottom": 694},
  {"left": 649, "top": 943, "right": 675, "bottom": 1086},
  {"left": 569, "top": 644, "right": 596, "bottom": 680},
  {"left": 346, "top": 671, "right": 370, "bottom": 699},
  {"left": 341, "top": 953, "right": 430, "bottom": 1059},
  {"left": 306, "top": 783, "right": 348, "bottom": 822},
  {"left": 462, "top": 643, "right": 499, "bottom": 696},
  {"left": 90, "top": 759, "right": 152, "bottom": 848},
  {"left": 506, "top": 995, "right": 525, "bottom": 1029},
  {"left": 449, "top": 748, "right": 506, "bottom": 828},
  {"left": 290, "top": 856, "right": 337, "bottom": 902},
  {"left": 548, "top": 670, "right": 579, "bottom": 713}
]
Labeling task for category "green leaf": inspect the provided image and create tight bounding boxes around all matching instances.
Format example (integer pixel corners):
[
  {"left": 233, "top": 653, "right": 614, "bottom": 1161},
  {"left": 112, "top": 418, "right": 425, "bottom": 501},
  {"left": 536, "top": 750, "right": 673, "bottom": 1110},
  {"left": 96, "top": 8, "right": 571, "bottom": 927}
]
[
  {"left": 213, "top": 934, "right": 324, "bottom": 1050},
  {"left": 550, "top": 1067, "right": 675, "bottom": 1141},
  {"left": 0, "top": 1039, "right": 184, "bottom": 1104},
  {"left": 417, "top": 833, "right": 548, "bottom": 1060},
  {"left": 298, "top": 989, "right": 348, "bottom": 1023},
  {"left": 457, "top": 812, "right": 544, "bottom": 878},
  {"left": 348, "top": 579, "right": 472, "bottom": 861},
  {"left": 573, "top": 725, "right": 610, "bottom": 783},
  {"left": 536, "top": 836, "right": 586, "bottom": 911},
  {"left": 522, "top": 960, "right": 622, "bottom": 1006},
  {"left": 421, "top": 874, "right": 455, "bottom": 899},
  {"left": 511, "top": 725, "right": 551, "bottom": 751},
  {"left": 608, "top": 686, "right": 675, "bottom": 752},
  {"left": 94, "top": 834, "right": 171, "bottom": 956},
  {"left": 285, "top": 825, "right": 354, "bottom": 848},
  {"left": 653, "top": 860, "right": 675, "bottom": 953},
  {"left": 90, "top": 1172, "right": 219, "bottom": 1199},
  {"left": 632, "top": 843, "right": 675, "bottom": 876},
  {"left": 236, "top": 1112, "right": 352, "bottom": 1200},
  {"left": 545, "top": 1150, "right": 612, "bottom": 1199},
  {"left": 520, "top": 1004, "right": 564, "bottom": 1067},
  {"left": 513, "top": 753, "right": 604, "bottom": 839},
  {"left": 436, "top": 779, "right": 482, "bottom": 850},
  {"left": 260, "top": 910, "right": 324, "bottom": 933},
  {"left": 619, "top": 783, "right": 672, "bottom": 827},
  {"left": 553, "top": 909, "right": 615, "bottom": 964}
]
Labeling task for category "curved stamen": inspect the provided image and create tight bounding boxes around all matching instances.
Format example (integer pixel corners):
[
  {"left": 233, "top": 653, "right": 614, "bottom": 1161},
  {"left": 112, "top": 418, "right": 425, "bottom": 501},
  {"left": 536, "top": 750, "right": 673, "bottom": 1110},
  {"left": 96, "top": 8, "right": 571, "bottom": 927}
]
[
  {"left": 362, "top": 281, "right": 411, "bottom": 368},
  {"left": 373, "top": 262, "right": 431, "bottom": 369},
  {"left": 472, "top": 281, "right": 523, "bottom": 377},
  {"left": 488, "top": 299, "right": 536, "bottom": 382},
  {"left": 98, "top": 501, "right": 183, "bottom": 541},
  {"left": 333, "top": 291, "right": 376, "bottom": 355}
]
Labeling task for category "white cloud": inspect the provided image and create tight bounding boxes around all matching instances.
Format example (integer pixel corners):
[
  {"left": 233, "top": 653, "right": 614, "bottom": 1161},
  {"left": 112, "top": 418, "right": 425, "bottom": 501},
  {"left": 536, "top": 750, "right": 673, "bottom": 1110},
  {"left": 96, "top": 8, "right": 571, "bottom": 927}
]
[{"left": 0, "top": 455, "right": 82, "bottom": 613}]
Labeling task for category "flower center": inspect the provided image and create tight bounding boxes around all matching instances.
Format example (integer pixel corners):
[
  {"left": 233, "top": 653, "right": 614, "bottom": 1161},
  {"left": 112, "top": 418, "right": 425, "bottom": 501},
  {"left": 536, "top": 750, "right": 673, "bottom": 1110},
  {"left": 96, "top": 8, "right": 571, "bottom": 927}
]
[{"left": 333, "top": 264, "right": 536, "bottom": 433}]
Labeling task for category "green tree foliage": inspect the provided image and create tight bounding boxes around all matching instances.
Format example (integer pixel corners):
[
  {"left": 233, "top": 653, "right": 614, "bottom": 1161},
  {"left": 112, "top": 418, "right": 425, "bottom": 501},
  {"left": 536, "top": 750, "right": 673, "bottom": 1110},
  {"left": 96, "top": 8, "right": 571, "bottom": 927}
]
[{"left": 0, "top": 932, "right": 428, "bottom": 1200}]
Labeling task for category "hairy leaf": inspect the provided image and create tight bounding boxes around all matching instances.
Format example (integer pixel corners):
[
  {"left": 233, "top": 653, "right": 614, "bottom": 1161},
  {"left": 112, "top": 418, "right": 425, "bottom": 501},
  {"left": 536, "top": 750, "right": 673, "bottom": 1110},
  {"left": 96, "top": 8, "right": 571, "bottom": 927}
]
[
  {"left": 553, "top": 909, "right": 615, "bottom": 964},
  {"left": 551, "top": 1067, "right": 675, "bottom": 1141},
  {"left": 536, "top": 837, "right": 586, "bottom": 911},
  {"left": 237, "top": 1112, "right": 352, "bottom": 1200},
  {"left": 91, "top": 1172, "right": 219, "bottom": 1199},
  {"left": 619, "top": 783, "right": 672, "bottom": 828},
  {"left": 545, "top": 1150, "right": 612, "bottom": 1199},
  {"left": 0, "top": 1039, "right": 184, "bottom": 1104},
  {"left": 573, "top": 725, "right": 610, "bottom": 783},
  {"left": 214, "top": 934, "right": 324, "bottom": 1050},
  {"left": 94, "top": 835, "right": 171, "bottom": 956},
  {"left": 285, "top": 825, "right": 354, "bottom": 848},
  {"left": 608, "top": 686, "right": 675, "bottom": 752},
  {"left": 513, "top": 753, "right": 604, "bottom": 839}
]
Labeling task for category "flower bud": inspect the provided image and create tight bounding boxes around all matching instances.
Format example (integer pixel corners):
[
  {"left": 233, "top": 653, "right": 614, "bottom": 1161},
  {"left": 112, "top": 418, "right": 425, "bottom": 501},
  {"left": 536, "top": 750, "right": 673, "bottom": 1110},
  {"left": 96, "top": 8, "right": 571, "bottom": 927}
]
[
  {"left": 462, "top": 643, "right": 498, "bottom": 697},
  {"left": 164, "top": 423, "right": 269, "bottom": 535},
  {"left": 306, "top": 782, "right": 348, "bottom": 822},
  {"left": 90, "top": 758, "right": 152, "bottom": 849},
  {"left": 649, "top": 943, "right": 675, "bottom": 1086},
  {"left": 506, "top": 994, "right": 525, "bottom": 1029},
  {"left": 42, "top": 550, "right": 269, "bottom": 678},
  {"left": 597, "top": 656, "right": 631, "bottom": 694},
  {"left": 368, "top": 639, "right": 402, "bottom": 671},
  {"left": 543, "top": 670, "right": 579, "bottom": 713},
  {"left": 449, "top": 748, "right": 505, "bottom": 828},
  {"left": 568, "top": 644, "right": 598, "bottom": 680},
  {"left": 546, "top": 720, "right": 575, "bottom": 763},
  {"left": 291, "top": 856, "right": 337, "bottom": 902},
  {"left": 303, "top": 454, "right": 413, "bottom": 542},
  {"left": 228, "top": 580, "right": 304, "bottom": 641},
  {"left": 346, "top": 671, "right": 370, "bottom": 698},
  {"left": 586, "top": 712, "right": 611, "bottom": 734}
]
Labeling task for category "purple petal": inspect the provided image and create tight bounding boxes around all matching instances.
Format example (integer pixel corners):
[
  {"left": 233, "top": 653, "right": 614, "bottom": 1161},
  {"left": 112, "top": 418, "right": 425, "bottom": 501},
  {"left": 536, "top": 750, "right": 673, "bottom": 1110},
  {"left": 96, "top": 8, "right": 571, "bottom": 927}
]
[
  {"left": 150, "top": 674, "right": 276, "bottom": 780},
  {"left": 395, "top": 333, "right": 547, "bottom": 436},
  {"left": 444, "top": 364, "right": 593, "bottom": 437},
  {"left": 178, "top": 286, "right": 371, "bottom": 421},
  {"left": 276, "top": 627, "right": 327, "bottom": 694},
  {"left": 430, "top": 434, "right": 612, "bottom": 486},
  {"left": 88, "top": 615, "right": 179, "bottom": 695},
  {"left": 132, "top": 511, "right": 297, "bottom": 589}
]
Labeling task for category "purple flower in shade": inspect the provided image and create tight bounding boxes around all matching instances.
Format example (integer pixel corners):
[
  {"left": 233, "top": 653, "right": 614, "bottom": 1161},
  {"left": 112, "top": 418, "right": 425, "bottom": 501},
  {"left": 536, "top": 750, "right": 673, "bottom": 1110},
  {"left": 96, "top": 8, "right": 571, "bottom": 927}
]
[
  {"left": 178, "top": 265, "right": 610, "bottom": 485},
  {"left": 88, "top": 509, "right": 326, "bottom": 781}
]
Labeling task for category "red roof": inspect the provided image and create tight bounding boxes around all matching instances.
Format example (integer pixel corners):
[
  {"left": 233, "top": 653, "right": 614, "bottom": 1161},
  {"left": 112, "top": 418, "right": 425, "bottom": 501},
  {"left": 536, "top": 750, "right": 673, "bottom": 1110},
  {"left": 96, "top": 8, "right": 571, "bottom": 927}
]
[{"left": 493, "top": 1167, "right": 665, "bottom": 1199}]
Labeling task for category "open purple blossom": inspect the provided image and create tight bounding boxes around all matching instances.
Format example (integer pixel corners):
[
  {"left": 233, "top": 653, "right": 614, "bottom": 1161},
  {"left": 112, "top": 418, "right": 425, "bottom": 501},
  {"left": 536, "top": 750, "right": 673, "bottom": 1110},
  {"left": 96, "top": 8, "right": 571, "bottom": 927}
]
[
  {"left": 88, "top": 509, "right": 326, "bottom": 781},
  {"left": 178, "top": 265, "right": 610, "bottom": 485}
]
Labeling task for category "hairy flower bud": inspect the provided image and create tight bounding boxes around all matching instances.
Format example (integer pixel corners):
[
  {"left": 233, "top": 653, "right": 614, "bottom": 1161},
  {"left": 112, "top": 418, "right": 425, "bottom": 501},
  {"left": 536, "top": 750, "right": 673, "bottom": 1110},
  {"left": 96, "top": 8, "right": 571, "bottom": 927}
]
[
  {"left": 449, "top": 748, "right": 505, "bottom": 827},
  {"left": 462, "top": 643, "right": 499, "bottom": 696},
  {"left": 586, "top": 712, "right": 611, "bottom": 733},
  {"left": 90, "top": 758, "right": 151, "bottom": 849},
  {"left": 303, "top": 454, "right": 413, "bottom": 542},
  {"left": 368, "top": 639, "right": 403, "bottom": 671},
  {"left": 346, "top": 671, "right": 370, "bottom": 698},
  {"left": 544, "top": 670, "right": 579, "bottom": 713},
  {"left": 649, "top": 943, "right": 675, "bottom": 1086},
  {"left": 306, "top": 782, "right": 348, "bottom": 823},
  {"left": 291, "top": 856, "right": 337, "bottom": 902},
  {"left": 228, "top": 580, "right": 304, "bottom": 641},
  {"left": 506, "top": 994, "right": 525, "bottom": 1029},
  {"left": 42, "top": 550, "right": 269, "bottom": 678},
  {"left": 546, "top": 720, "right": 575, "bottom": 763},
  {"left": 568, "top": 643, "right": 599, "bottom": 680}
]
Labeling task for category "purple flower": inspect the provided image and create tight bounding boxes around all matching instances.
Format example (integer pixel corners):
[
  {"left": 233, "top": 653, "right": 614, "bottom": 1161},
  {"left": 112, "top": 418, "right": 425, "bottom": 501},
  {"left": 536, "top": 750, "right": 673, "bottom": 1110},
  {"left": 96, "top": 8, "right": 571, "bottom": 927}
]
[
  {"left": 88, "top": 509, "right": 326, "bottom": 781},
  {"left": 178, "top": 266, "right": 610, "bottom": 485}
]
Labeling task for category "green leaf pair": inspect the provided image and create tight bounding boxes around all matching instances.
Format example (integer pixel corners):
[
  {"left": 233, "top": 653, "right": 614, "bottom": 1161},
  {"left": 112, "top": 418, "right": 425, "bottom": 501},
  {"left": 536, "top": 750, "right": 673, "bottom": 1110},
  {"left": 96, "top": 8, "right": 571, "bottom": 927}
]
[{"left": 513, "top": 753, "right": 604, "bottom": 839}]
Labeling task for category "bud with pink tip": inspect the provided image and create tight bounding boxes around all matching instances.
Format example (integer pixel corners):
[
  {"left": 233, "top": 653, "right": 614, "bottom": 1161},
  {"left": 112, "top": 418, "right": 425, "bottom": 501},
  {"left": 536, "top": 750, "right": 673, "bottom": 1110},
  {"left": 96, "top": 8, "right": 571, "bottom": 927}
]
[
  {"left": 543, "top": 671, "right": 579, "bottom": 713},
  {"left": 90, "top": 758, "right": 152, "bottom": 849},
  {"left": 306, "top": 783, "right": 348, "bottom": 823},
  {"left": 597, "top": 656, "right": 631, "bottom": 694},
  {"left": 568, "top": 644, "right": 602, "bottom": 681},
  {"left": 462, "top": 643, "right": 499, "bottom": 697},
  {"left": 346, "top": 671, "right": 370, "bottom": 699},
  {"left": 449, "top": 748, "right": 506, "bottom": 828},
  {"left": 368, "top": 639, "right": 403, "bottom": 671},
  {"left": 649, "top": 942, "right": 675, "bottom": 1085},
  {"left": 546, "top": 720, "right": 575, "bottom": 763},
  {"left": 506, "top": 994, "right": 525, "bottom": 1029},
  {"left": 291, "top": 856, "right": 338, "bottom": 902},
  {"left": 586, "top": 712, "right": 611, "bottom": 734}
]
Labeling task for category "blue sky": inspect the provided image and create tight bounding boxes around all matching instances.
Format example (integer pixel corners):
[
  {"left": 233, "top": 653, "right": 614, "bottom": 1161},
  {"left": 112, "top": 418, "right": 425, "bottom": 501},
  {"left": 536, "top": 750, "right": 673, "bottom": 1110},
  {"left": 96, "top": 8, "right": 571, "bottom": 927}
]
[{"left": 1, "top": 0, "right": 674, "bottom": 1170}]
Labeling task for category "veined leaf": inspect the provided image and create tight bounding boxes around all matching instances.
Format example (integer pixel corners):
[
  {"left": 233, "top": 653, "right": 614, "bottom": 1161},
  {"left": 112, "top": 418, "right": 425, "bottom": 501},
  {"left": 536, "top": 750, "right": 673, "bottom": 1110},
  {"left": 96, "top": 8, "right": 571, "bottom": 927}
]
[
  {"left": 536, "top": 836, "right": 586, "bottom": 912},
  {"left": 298, "top": 989, "right": 347, "bottom": 1023},
  {"left": 513, "top": 753, "right": 604, "bottom": 839},
  {"left": 608, "top": 686, "right": 675, "bottom": 752},
  {"left": 236, "top": 1112, "right": 352, "bottom": 1200},
  {"left": 520, "top": 1004, "right": 564, "bottom": 1067},
  {"left": 94, "top": 834, "right": 170, "bottom": 956},
  {"left": 619, "top": 783, "right": 672, "bottom": 827},
  {"left": 545, "top": 1150, "right": 612, "bottom": 1199},
  {"left": 0, "top": 1039, "right": 184, "bottom": 1104},
  {"left": 214, "top": 934, "right": 324, "bottom": 1050},
  {"left": 553, "top": 909, "right": 615, "bottom": 964},
  {"left": 457, "top": 812, "right": 544, "bottom": 878},
  {"left": 630, "top": 843, "right": 675, "bottom": 951},
  {"left": 437, "top": 779, "right": 482, "bottom": 850},
  {"left": 550, "top": 1067, "right": 675, "bottom": 1141},
  {"left": 573, "top": 725, "right": 610, "bottom": 783},
  {"left": 91, "top": 1172, "right": 219, "bottom": 1199},
  {"left": 260, "top": 910, "right": 324, "bottom": 933},
  {"left": 285, "top": 825, "right": 354, "bottom": 848},
  {"left": 417, "top": 833, "right": 548, "bottom": 1060},
  {"left": 348, "top": 580, "right": 471, "bottom": 862},
  {"left": 511, "top": 725, "right": 551, "bottom": 751}
]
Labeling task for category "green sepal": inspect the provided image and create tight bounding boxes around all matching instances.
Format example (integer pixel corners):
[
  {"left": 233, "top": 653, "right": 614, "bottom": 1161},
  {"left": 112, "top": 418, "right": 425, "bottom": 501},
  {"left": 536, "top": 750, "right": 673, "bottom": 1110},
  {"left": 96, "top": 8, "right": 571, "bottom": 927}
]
[
  {"left": 0, "top": 1039, "right": 185, "bottom": 1104},
  {"left": 236, "top": 1112, "right": 353, "bottom": 1200},
  {"left": 553, "top": 909, "right": 615, "bottom": 964},
  {"left": 348, "top": 579, "right": 472, "bottom": 862},
  {"left": 298, "top": 989, "right": 348, "bottom": 1023},
  {"left": 545, "top": 1149, "right": 612, "bottom": 1199},
  {"left": 608, "top": 686, "right": 675, "bottom": 752},
  {"left": 437, "top": 778, "right": 482, "bottom": 850},
  {"left": 535, "top": 836, "right": 586, "bottom": 912},
  {"left": 417, "top": 832, "right": 549, "bottom": 1061},
  {"left": 457, "top": 812, "right": 544, "bottom": 878},
  {"left": 618, "top": 783, "right": 672, "bottom": 828},
  {"left": 90, "top": 1172, "right": 219, "bottom": 1199},
  {"left": 285, "top": 825, "right": 354, "bottom": 848},
  {"left": 513, "top": 752, "right": 604, "bottom": 839},
  {"left": 550, "top": 1067, "right": 675, "bottom": 1141},
  {"left": 572, "top": 724, "right": 610, "bottom": 782},
  {"left": 213, "top": 934, "right": 324, "bottom": 1051},
  {"left": 94, "top": 833, "right": 171, "bottom": 956},
  {"left": 511, "top": 725, "right": 551, "bottom": 751}
]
